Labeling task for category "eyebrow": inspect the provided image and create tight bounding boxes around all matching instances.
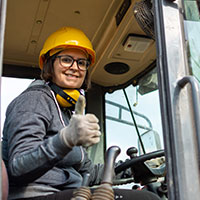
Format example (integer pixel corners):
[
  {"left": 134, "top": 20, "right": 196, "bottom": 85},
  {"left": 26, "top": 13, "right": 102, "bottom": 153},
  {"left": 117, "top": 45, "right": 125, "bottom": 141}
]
[{"left": 58, "top": 55, "right": 88, "bottom": 60}]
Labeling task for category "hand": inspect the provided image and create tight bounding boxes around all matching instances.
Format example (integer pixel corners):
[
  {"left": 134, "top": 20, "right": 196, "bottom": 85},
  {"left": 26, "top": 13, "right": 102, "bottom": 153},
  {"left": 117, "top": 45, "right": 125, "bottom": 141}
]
[
  {"left": 60, "top": 95, "right": 101, "bottom": 148},
  {"left": 115, "top": 160, "right": 133, "bottom": 179}
]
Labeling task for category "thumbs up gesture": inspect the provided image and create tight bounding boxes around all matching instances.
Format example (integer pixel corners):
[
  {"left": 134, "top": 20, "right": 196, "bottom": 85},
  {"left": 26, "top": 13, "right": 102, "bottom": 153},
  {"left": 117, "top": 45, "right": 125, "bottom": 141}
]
[{"left": 60, "top": 95, "right": 101, "bottom": 148}]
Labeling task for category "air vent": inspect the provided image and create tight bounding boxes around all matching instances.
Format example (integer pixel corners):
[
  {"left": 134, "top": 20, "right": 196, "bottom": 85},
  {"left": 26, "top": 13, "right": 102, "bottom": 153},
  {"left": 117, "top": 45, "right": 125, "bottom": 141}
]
[
  {"left": 115, "top": 0, "right": 131, "bottom": 26},
  {"left": 104, "top": 62, "right": 130, "bottom": 74}
]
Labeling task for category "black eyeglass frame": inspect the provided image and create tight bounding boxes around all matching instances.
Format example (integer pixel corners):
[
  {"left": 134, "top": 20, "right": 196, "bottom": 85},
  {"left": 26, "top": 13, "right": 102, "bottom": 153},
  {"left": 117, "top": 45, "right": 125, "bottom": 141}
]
[{"left": 55, "top": 55, "right": 91, "bottom": 71}]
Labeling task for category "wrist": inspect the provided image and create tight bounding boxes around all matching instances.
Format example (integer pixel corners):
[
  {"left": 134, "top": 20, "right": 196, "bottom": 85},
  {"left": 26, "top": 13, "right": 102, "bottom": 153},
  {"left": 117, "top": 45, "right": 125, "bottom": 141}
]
[
  {"left": 51, "top": 133, "right": 72, "bottom": 156},
  {"left": 59, "top": 128, "right": 74, "bottom": 149}
]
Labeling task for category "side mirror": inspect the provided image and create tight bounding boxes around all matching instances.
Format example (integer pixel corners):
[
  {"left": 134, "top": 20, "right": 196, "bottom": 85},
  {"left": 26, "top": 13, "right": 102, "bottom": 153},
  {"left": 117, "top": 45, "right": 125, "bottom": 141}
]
[{"left": 138, "top": 130, "right": 162, "bottom": 155}]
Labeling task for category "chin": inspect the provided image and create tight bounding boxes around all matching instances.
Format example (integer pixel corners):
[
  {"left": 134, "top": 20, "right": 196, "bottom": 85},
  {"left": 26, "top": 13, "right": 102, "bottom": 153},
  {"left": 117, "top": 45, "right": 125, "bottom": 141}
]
[
  {"left": 62, "top": 84, "right": 81, "bottom": 89},
  {"left": 56, "top": 81, "right": 81, "bottom": 89}
]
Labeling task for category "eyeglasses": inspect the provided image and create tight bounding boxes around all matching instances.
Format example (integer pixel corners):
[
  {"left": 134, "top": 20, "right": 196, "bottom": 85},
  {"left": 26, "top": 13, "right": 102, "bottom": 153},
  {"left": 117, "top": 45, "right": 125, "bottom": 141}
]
[{"left": 55, "top": 55, "right": 90, "bottom": 71}]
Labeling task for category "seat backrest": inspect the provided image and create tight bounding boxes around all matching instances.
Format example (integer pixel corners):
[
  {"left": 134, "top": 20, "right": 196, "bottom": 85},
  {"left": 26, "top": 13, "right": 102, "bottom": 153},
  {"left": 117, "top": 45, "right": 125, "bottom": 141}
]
[{"left": 2, "top": 160, "right": 8, "bottom": 200}]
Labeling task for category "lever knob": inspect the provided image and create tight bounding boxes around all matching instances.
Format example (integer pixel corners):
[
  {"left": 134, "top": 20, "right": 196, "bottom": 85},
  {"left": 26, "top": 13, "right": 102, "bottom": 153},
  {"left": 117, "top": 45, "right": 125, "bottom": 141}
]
[
  {"left": 126, "top": 147, "right": 138, "bottom": 159},
  {"left": 102, "top": 146, "right": 121, "bottom": 185}
]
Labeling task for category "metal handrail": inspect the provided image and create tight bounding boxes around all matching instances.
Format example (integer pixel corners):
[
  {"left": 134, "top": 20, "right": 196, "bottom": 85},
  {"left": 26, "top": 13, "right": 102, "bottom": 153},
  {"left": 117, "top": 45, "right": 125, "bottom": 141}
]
[
  {"left": 106, "top": 100, "right": 153, "bottom": 131},
  {"left": 177, "top": 75, "right": 200, "bottom": 161}
]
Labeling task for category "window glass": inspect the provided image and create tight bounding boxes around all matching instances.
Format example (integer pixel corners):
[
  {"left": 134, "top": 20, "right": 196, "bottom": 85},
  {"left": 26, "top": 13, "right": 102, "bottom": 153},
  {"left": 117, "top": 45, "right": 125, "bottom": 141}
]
[
  {"left": 183, "top": 0, "right": 200, "bottom": 82},
  {"left": 105, "top": 68, "right": 164, "bottom": 162},
  {"left": 1, "top": 77, "right": 33, "bottom": 132}
]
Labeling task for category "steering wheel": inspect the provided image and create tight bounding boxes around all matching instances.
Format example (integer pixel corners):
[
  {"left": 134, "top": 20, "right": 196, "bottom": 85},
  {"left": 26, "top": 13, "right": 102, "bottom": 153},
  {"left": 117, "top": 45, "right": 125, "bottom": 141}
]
[{"left": 114, "top": 148, "right": 165, "bottom": 186}]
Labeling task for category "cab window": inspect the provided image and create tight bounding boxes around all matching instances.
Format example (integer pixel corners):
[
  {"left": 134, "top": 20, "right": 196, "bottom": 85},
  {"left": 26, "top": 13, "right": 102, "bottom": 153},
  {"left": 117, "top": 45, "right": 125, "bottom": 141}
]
[
  {"left": 105, "top": 67, "right": 164, "bottom": 161},
  {"left": 183, "top": 0, "right": 200, "bottom": 82}
]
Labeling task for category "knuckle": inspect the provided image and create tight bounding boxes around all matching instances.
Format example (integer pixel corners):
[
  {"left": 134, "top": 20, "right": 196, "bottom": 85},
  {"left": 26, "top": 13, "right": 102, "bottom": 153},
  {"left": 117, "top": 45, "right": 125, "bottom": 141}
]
[{"left": 85, "top": 114, "right": 99, "bottom": 122}]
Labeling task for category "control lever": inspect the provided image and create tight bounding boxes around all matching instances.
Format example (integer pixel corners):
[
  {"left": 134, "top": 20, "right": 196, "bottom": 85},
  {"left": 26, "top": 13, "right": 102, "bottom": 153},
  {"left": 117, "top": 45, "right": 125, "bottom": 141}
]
[
  {"left": 127, "top": 147, "right": 138, "bottom": 158},
  {"left": 91, "top": 146, "right": 121, "bottom": 200},
  {"left": 71, "top": 173, "right": 91, "bottom": 200}
]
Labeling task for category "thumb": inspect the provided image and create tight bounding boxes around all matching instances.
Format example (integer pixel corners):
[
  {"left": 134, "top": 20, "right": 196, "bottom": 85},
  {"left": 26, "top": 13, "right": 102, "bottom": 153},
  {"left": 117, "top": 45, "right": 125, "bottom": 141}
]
[{"left": 75, "top": 95, "right": 86, "bottom": 115}]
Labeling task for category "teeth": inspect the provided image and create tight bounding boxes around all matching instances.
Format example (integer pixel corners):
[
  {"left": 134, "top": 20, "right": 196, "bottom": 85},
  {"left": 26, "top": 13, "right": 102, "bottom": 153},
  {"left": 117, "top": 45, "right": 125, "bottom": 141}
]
[{"left": 66, "top": 74, "right": 78, "bottom": 78}]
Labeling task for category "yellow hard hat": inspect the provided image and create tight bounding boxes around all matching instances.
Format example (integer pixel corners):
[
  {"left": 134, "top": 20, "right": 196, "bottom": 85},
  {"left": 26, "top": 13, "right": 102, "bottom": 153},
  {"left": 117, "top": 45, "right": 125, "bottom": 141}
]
[{"left": 39, "top": 27, "right": 96, "bottom": 69}]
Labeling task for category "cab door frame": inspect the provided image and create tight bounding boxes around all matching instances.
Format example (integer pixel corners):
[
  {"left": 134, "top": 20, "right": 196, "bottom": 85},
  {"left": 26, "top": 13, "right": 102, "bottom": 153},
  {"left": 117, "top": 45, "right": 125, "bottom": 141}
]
[
  {"left": 0, "top": 0, "right": 8, "bottom": 199},
  {"left": 154, "top": 0, "right": 200, "bottom": 199}
]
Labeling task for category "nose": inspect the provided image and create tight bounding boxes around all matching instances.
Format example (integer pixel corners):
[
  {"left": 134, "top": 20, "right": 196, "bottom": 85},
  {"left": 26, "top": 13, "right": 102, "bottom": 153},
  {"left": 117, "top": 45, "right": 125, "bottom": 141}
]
[{"left": 70, "top": 60, "right": 79, "bottom": 71}]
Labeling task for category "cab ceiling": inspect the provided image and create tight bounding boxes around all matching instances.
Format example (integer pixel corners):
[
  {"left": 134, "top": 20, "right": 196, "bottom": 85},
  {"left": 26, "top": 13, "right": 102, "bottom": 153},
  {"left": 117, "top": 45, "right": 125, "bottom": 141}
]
[{"left": 3, "top": 0, "right": 156, "bottom": 87}]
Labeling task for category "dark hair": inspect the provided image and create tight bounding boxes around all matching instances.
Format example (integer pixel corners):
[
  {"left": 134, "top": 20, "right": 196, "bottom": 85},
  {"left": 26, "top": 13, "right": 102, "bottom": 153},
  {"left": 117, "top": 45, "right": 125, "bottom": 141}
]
[{"left": 40, "top": 53, "right": 91, "bottom": 90}]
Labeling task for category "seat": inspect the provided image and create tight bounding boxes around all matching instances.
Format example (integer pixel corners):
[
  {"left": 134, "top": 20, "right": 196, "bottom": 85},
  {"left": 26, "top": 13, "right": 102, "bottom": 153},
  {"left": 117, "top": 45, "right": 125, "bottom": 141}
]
[{"left": 2, "top": 160, "right": 8, "bottom": 200}]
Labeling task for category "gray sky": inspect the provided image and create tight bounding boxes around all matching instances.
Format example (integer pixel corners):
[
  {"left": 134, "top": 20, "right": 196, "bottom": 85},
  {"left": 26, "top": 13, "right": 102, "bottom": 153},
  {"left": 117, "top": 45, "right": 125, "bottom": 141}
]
[{"left": 1, "top": 77, "right": 33, "bottom": 131}]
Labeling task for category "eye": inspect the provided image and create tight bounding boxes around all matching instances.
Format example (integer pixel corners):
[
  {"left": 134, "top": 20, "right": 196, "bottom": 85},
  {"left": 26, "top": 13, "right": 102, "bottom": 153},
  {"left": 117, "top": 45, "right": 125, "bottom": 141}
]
[
  {"left": 61, "top": 56, "right": 73, "bottom": 64},
  {"left": 78, "top": 59, "right": 87, "bottom": 66}
]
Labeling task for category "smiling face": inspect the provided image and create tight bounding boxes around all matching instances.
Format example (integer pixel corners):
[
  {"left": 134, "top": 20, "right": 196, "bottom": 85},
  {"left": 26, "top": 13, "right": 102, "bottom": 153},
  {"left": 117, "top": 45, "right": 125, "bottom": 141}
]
[{"left": 52, "top": 48, "right": 88, "bottom": 89}]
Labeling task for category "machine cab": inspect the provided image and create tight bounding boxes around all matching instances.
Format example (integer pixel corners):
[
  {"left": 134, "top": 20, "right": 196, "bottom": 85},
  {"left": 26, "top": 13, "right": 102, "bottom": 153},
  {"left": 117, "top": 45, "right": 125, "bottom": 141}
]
[{"left": 0, "top": 0, "right": 200, "bottom": 199}]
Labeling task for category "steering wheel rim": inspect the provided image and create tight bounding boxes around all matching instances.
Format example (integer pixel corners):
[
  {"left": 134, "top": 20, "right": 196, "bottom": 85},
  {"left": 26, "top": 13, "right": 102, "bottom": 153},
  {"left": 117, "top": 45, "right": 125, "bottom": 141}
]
[
  {"left": 115, "top": 150, "right": 165, "bottom": 174},
  {"left": 114, "top": 150, "right": 165, "bottom": 185}
]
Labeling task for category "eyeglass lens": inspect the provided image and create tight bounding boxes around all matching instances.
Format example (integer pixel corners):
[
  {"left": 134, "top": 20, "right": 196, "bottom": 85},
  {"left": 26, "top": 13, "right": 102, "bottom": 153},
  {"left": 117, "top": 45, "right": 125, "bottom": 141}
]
[{"left": 58, "top": 55, "right": 90, "bottom": 71}]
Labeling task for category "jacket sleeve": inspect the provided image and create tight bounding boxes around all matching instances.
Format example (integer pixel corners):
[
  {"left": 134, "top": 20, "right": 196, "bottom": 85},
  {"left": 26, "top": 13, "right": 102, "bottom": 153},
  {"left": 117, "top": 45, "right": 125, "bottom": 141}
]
[{"left": 3, "top": 89, "right": 71, "bottom": 184}]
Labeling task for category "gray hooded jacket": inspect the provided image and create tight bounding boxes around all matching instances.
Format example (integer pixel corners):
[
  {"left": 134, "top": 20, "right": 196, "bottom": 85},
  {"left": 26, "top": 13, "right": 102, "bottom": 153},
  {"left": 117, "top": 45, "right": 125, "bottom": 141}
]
[{"left": 2, "top": 80, "right": 103, "bottom": 199}]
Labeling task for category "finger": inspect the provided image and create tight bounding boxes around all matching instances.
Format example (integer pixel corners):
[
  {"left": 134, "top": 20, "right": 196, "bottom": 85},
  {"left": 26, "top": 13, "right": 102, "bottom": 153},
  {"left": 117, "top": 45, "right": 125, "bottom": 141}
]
[
  {"left": 91, "top": 137, "right": 100, "bottom": 144},
  {"left": 75, "top": 95, "right": 86, "bottom": 115},
  {"left": 87, "top": 123, "right": 100, "bottom": 131},
  {"left": 90, "top": 136, "right": 101, "bottom": 144},
  {"left": 85, "top": 113, "right": 99, "bottom": 123},
  {"left": 83, "top": 137, "right": 100, "bottom": 147},
  {"left": 90, "top": 130, "right": 101, "bottom": 137},
  {"left": 95, "top": 130, "right": 101, "bottom": 137}
]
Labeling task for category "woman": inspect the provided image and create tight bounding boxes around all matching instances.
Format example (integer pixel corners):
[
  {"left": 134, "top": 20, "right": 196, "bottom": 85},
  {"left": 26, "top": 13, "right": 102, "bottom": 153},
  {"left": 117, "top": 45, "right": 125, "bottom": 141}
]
[{"left": 2, "top": 27, "right": 160, "bottom": 200}]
